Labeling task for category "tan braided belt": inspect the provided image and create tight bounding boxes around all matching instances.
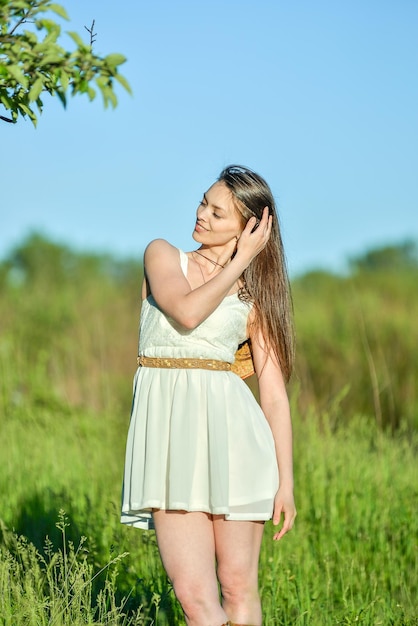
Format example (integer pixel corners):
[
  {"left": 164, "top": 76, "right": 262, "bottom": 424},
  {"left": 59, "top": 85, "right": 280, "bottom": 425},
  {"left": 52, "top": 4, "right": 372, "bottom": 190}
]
[{"left": 137, "top": 355, "right": 232, "bottom": 372}]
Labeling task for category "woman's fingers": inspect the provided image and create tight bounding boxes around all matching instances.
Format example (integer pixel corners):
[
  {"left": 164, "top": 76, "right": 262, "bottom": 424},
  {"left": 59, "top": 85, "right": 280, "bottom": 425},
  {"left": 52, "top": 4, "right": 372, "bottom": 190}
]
[
  {"left": 272, "top": 492, "right": 297, "bottom": 541},
  {"left": 243, "top": 207, "right": 269, "bottom": 233},
  {"left": 242, "top": 208, "right": 271, "bottom": 243},
  {"left": 235, "top": 207, "right": 273, "bottom": 265}
]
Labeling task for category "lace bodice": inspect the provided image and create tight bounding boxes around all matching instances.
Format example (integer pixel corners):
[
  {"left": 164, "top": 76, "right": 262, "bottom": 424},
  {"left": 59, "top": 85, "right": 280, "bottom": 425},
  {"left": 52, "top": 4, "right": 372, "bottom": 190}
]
[{"left": 138, "top": 250, "right": 252, "bottom": 362}]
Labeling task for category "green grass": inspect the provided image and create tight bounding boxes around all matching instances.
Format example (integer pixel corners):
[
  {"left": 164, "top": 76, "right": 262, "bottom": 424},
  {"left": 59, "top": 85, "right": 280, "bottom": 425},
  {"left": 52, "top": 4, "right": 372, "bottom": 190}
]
[
  {"left": 261, "top": 415, "right": 417, "bottom": 625},
  {"left": 0, "top": 236, "right": 417, "bottom": 624},
  {"left": 0, "top": 399, "right": 416, "bottom": 624},
  {"left": 0, "top": 513, "right": 137, "bottom": 626}
]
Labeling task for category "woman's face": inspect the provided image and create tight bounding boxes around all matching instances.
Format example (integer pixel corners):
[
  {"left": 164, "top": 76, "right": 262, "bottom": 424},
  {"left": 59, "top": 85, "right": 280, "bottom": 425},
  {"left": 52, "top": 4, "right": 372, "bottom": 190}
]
[{"left": 192, "top": 182, "right": 243, "bottom": 247}]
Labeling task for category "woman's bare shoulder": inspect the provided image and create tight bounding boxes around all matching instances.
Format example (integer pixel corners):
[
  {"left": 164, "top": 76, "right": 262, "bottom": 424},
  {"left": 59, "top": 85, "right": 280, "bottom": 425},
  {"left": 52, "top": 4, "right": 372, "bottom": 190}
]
[
  {"left": 144, "top": 238, "right": 177, "bottom": 255},
  {"left": 144, "top": 239, "right": 181, "bottom": 267}
]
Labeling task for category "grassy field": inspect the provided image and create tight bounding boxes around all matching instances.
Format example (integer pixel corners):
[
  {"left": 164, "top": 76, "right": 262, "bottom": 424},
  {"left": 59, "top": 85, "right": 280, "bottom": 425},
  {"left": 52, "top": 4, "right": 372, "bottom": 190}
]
[{"left": 0, "top": 236, "right": 417, "bottom": 624}]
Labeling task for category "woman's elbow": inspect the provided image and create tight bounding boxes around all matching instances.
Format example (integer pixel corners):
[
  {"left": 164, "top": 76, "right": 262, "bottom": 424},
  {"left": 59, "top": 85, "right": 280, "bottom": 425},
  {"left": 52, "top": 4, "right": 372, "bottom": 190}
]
[
  {"left": 173, "top": 309, "right": 201, "bottom": 331},
  {"left": 180, "top": 316, "right": 201, "bottom": 331}
]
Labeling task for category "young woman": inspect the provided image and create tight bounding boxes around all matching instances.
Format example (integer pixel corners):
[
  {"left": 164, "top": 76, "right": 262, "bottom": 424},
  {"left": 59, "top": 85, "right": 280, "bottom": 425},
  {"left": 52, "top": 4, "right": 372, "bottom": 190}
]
[{"left": 121, "top": 165, "right": 296, "bottom": 626}]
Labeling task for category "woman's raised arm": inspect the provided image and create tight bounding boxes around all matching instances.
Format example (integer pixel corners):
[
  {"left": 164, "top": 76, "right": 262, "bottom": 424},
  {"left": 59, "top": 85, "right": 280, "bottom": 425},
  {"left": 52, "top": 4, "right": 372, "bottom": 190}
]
[{"left": 144, "top": 210, "right": 272, "bottom": 329}]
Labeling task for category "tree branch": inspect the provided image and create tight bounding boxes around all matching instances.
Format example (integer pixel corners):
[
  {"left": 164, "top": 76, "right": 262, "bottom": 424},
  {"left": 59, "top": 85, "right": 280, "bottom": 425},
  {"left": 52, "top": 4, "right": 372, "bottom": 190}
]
[
  {"left": 0, "top": 2, "right": 130, "bottom": 126},
  {"left": 8, "top": 11, "right": 31, "bottom": 36},
  {"left": 84, "top": 20, "right": 96, "bottom": 48}
]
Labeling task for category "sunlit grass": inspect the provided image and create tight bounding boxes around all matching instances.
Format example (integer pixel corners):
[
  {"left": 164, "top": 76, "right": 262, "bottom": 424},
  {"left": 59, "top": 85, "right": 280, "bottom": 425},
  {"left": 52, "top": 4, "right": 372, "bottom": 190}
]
[
  {"left": 1, "top": 397, "right": 416, "bottom": 624},
  {"left": 0, "top": 239, "right": 417, "bottom": 623}
]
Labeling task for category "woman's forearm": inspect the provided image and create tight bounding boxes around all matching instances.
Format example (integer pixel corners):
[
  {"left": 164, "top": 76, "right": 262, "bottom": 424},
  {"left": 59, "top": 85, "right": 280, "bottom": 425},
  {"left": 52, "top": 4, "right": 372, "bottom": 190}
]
[
  {"left": 167, "top": 254, "right": 249, "bottom": 329},
  {"left": 261, "top": 396, "right": 294, "bottom": 488}
]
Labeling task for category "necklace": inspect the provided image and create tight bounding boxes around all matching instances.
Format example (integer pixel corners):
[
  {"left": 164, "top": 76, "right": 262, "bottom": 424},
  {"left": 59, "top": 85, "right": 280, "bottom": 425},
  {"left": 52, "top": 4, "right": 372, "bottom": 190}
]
[
  {"left": 192, "top": 252, "right": 206, "bottom": 284},
  {"left": 193, "top": 249, "right": 225, "bottom": 268}
]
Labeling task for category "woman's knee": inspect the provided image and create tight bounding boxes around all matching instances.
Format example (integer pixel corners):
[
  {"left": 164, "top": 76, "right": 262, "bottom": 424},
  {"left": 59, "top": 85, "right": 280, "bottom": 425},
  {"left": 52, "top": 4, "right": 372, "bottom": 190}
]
[
  {"left": 171, "top": 577, "right": 216, "bottom": 619},
  {"left": 217, "top": 562, "right": 259, "bottom": 606}
]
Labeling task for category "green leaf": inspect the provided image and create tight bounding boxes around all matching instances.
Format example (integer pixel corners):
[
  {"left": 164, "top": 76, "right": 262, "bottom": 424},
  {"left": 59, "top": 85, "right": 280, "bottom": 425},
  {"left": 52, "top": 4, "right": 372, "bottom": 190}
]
[
  {"left": 99, "top": 83, "right": 117, "bottom": 109},
  {"left": 67, "top": 31, "right": 85, "bottom": 48},
  {"left": 43, "top": 29, "right": 60, "bottom": 45},
  {"left": 114, "top": 72, "right": 132, "bottom": 94},
  {"left": 28, "top": 76, "right": 43, "bottom": 101},
  {"left": 36, "top": 19, "right": 61, "bottom": 37},
  {"left": 105, "top": 53, "right": 126, "bottom": 67},
  {"left": 87, "top": 86, "right": 96, "bottom": 102},
  {"left": 55, "top": 89, "right": 66, "bottom": 108},
  {"left": 49, "top": 3, "right": 69, "bottom": 20},
  {"left": 1, "top": 6, "right": 129, "bottom": 125},
  {"left": 35, "top": 95, "right": 44, "bottom": 113},
  {"left": 108, "top": 89, "right": 117, "bottom": 108},
  {"left": 60, "top": 68, "right": 69, "bottom": 91},
  {"left": 0, "top": 91, "right": 14, "bottom": 110},
  {"left": 99, "top": 85, "right": 109, "bottom": 109},
  {"left": 17, "top": 101, "right": 37, "bottom": 125},
  {"left": 38, "top": 54, "right": 65, "bottom": 66},
  {"left": 95, "top": 76, "right": 108, "bottom": 89},
  {"left": 6, "top": 64, "right": 28, "bottom": 89},
  {"left": 22, "top": 30, "right": 38, "bottom": 45},
  {"left": 6, "top": 1, "right": 30, "bottom": 12}
]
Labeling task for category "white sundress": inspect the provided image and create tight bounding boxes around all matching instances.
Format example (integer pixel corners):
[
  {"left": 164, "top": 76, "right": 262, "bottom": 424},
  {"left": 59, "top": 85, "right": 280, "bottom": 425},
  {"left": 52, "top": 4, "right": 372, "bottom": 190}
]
[{"left": 120, "top": 249, "right": 279, "bottom": 529}]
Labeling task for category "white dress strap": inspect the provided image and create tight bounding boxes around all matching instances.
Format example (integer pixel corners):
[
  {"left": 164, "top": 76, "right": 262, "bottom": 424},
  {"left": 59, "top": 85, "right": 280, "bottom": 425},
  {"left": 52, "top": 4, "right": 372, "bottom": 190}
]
[{"left": 179, "top": 249, "right": 188, "bottom": 278}]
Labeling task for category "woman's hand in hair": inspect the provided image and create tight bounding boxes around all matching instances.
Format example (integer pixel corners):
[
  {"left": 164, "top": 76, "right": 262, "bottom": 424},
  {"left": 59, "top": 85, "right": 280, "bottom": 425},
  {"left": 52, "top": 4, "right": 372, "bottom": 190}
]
[{"left": 235, "top": 206, "right": 272, "bottom": 266}]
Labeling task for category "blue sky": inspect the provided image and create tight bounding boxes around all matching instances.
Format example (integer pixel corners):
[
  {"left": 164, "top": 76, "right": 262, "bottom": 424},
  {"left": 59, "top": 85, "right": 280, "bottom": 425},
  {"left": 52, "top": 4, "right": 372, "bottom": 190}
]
[{"left": 2, "top": 0, "right": 417, "bottom": 276}]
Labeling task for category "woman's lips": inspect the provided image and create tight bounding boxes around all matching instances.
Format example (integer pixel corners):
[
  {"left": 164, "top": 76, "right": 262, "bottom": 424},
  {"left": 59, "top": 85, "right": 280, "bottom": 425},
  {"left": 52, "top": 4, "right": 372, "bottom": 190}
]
[{"left": 194, "top": 222, "right": 208, "bottom": 232}]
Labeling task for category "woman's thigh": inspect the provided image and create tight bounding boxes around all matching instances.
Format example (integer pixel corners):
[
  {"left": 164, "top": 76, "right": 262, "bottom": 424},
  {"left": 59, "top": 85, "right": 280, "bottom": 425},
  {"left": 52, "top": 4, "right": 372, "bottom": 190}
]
[
  {"left": 152, "top": 510, "right": 221, "bottom": 597},
  {"left": 213, "top": 518, "right": 265, "bottom": 588}
]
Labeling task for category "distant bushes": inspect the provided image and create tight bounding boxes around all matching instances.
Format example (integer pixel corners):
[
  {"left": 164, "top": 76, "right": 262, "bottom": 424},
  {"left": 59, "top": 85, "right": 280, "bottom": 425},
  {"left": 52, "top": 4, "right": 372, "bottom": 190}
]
[
  {"left": 1, "top": 233, "right": 417, "bottom": 431},
  {"left": 0, "top": 233, "right": 143, "bottom": 416},
  {"left": 0, "top": 234, "right": 417, "bottom": 624},
  {"left": 292, "top": 258, "right": 418, "bottom": 432}
]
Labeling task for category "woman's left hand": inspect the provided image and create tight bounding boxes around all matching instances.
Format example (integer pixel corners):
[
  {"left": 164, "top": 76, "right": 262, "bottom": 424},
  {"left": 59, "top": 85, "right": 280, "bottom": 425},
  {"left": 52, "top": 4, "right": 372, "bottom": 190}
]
[
  {"left": 235, "top": 206, "right": 272, "bottom": 267},
  {"left": 272, "top": 486, "right": 297, "bottom": 541}
]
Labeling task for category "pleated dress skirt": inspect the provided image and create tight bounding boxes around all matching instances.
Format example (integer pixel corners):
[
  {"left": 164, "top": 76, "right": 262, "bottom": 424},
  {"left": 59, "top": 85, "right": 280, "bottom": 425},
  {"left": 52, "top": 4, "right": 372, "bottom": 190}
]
[{"left": 120, "top": 364, "right": 279, "bottom": 530}]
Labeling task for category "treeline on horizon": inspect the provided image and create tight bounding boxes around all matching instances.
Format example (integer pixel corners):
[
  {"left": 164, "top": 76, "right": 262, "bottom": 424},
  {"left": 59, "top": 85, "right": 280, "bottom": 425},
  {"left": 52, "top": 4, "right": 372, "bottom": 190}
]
[{"left": 1, "top": 232, "right": 417, "bottom": 433}]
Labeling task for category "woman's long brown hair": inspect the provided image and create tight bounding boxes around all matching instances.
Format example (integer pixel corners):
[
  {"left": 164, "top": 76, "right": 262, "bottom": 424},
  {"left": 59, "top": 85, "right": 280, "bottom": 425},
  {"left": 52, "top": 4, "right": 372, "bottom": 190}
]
[{"left": 218, "top": 165, "right": 295, "bottom": 382}]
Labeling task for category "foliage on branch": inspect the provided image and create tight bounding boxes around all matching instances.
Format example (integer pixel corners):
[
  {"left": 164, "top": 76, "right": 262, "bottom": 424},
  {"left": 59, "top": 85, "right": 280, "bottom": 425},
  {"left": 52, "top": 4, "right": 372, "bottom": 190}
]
[{"left": 0, "top": 0, "right": 131, "bottom": 126}]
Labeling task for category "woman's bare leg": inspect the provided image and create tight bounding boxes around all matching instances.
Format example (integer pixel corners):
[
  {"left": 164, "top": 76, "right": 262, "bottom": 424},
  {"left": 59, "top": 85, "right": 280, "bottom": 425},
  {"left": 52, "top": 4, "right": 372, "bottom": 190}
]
[
  {"left": 153, "top": 510, "right": 228, "bottom": 626},
  {"left": 214, "top": 518, "right": 265, "bottom": 626}
]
